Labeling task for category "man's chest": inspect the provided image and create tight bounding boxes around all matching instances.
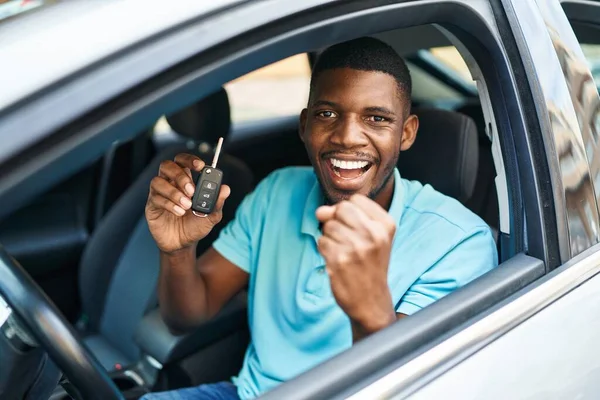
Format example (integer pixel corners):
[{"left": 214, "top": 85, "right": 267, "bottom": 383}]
[
  {"left": 249, "top": 224, "right": 437, "bottom": 319},
  {"left": 260, "top": 237, "right": 334, "bottom": 305}
]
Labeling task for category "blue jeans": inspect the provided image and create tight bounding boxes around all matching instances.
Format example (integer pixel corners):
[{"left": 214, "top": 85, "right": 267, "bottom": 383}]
[{"left": 140, "top": 381, "right": 239, "bottom": 400}]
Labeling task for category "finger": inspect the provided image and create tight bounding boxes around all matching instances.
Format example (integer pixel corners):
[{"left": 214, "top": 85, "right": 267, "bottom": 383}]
[
  {"left": 317, "top": 236, "right": 350, "bottom": 274},
  {"left": 317, "top": 235, "right": 338, "bottom": 259},
  {"left": 331, "top": 200, "right": 373, "bottom": 231},
  {"left": 158, "top": 160, "right": 196, "bottom": 197},
  {"left": 150, "top": 176, "right": 193, "bottom": 210},
  {"left": 315, "top": 205, "right": 336, "bottom": 222},
  {"left": 349, "top": 194, "right": 391, "bottom": 222},
  {"left": 212, "top": 184, "right": 231, "bottom": 213},
  {"left": 174, "top": 153, "right": 205, "bottom": 172},
  {"left": 322, "top": 219, "right": 360, "bottom": 245},
  {"left": 147, "top": 192, "right": 186, "bottom": 217},
  {"left": 349, "top": 194, "right": 396, "bottom": 235},
  {"left": 206, "top": 184, "right": 231, "bottom": 224}
]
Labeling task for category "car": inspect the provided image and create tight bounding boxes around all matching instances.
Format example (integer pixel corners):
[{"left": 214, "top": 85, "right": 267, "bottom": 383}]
[{"left": 1, "top": 0, "right": 600, "bottom": 399}]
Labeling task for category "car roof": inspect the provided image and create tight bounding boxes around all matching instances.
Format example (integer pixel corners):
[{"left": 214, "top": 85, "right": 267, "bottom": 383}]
[{"left": 0, "top": 0, "right": 245, "bottom": 111}]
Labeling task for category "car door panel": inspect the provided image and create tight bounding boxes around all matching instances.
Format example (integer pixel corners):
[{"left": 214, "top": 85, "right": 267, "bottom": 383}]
[
  {"left": 389, "top": 3, "right": 600, "bottom": 399},
  {"left": 399, "top": 248, "right": 600, "bottom": 400},
  {"left": 0, "top": 161, "right": 100, "bottom": 320},
  {"left": 0, "top": 192, "right": 88, "bottom": 277},
  {"left": 260, "top": 253, "right": 546, "bottom": 400}
]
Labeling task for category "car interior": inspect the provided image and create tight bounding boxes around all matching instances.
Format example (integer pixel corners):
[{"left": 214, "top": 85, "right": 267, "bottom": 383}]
[{"left": 0, "top": 23, "right": 505, "bottom": 400}]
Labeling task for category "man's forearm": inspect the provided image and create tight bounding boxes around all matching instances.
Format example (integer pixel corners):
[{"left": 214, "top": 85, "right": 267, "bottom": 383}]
[
  {"left": 350, "top": 307, "right": 399, "bottom": 343},
  {"left": 158, "top": 245, "right": 209, "bottom": 332}
]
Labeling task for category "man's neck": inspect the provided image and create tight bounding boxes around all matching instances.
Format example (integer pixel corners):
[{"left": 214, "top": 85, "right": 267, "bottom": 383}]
[{"left": 373, "top": 174, "right": 395, "bottom": 212}]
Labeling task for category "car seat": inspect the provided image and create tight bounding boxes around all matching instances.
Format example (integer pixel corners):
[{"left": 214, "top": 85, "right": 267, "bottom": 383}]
[
  {"left": 76, "top": 88, "right": 254, "bottom": 371},
  {"left": 397, "top": 108, "right": 495, "bottom": 238}
]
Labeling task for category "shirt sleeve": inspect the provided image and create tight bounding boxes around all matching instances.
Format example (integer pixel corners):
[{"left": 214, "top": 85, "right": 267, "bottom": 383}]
[
  {"left": 211, "top": 171, "right": 276, "bottom": 274},
  {"left": 395, "top": 226, "right": 498, "bottom": 315}
]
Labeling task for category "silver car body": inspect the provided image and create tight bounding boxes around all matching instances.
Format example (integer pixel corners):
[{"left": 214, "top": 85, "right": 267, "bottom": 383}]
[{"left": 1, "top": 0, "right": 600, "bottom": 398}]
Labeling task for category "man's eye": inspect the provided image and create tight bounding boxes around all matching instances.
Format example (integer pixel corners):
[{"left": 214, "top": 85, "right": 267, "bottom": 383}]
[
  {"left": 318, "top": 111, "right": 336, "bottom": 118},
  {"left": 368, "top": 115, "right": 387, "bottom": 122}
]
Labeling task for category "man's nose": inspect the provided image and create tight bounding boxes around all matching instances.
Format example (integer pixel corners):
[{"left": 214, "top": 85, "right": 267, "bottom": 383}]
[{"left": 330, "top": 116, "right": 369, "bottom": 148}]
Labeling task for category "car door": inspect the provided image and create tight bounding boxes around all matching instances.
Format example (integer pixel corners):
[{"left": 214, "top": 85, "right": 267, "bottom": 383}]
[
  {"left": 0, "top": 133, "right": 153, "bottom": 322},
  {"left": 0, "top": 160, "right": 99, "bottom": 321},
  {"left": 268, "top": 0, "right": 600, "bottom": 399},
  {"left": 0, "top": 0, "right": 588, "bottom": 397},
  {"left": 255, "top": 0, "right": 600, "bottom": 398}
]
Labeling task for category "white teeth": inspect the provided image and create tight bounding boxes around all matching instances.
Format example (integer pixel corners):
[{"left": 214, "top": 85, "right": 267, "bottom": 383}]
[{"left": 330, "top": 158, "right": 369, "bottom": 169}]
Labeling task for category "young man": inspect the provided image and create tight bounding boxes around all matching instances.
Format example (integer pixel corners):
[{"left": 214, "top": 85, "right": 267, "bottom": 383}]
[{"left": 142, "top": 37, "right": 498, "bottom": 400}]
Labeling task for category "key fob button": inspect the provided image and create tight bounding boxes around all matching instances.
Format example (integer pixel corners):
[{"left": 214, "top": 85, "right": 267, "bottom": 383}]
[
  {"left": 202, "top": 192, "right": 212, "bottom": 199},
  {"left": 202, "top": 181, "right": 217, "bottom": 190}
]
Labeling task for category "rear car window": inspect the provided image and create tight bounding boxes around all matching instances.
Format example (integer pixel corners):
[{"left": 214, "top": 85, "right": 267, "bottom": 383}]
[
  {"left": 428, "top": 46, "right": 475, "bottom": 86},
  {"left": 153, "top": 53, "right": 311, "bottom": 141},
  {"left": 224, "top": 53, "right": 311, "bottom": 123}
]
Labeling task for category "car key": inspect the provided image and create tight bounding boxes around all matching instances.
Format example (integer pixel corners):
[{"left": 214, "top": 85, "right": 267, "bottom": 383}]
[{"left": 191, "top": 137, "right": 224, "bottom": 217}]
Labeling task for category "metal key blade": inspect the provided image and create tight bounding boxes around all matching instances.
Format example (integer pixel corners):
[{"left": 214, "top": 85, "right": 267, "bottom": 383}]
[{"left": 211, "top": 137, "right": 224, "bottom": 168}]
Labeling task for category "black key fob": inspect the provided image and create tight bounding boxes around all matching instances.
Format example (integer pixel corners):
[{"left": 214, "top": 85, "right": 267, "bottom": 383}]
[{"left": 191, "top": 166, "right": 222, "bottom": 215}]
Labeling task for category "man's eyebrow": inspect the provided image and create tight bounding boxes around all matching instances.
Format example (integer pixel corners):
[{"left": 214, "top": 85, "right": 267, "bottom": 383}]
[
  {"left": 312, "top": 100, "right": 339, "bottom": 108},
  {"left": 364, "top": 106, "right": 396, "bottom": 116}
]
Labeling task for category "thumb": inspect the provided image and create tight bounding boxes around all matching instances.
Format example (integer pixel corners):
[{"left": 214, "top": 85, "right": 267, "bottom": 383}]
[
  {"left": 316, "top": 205, "right": 336, "bottom": 222},
  {"left": 211, "top": 184, "right": 231, "bottom": 214}
]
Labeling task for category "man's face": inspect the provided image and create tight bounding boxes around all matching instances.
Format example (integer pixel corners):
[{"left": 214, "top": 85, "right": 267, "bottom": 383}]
[{"left": 300, "top": 68, "right": 418, "bottom": 205}]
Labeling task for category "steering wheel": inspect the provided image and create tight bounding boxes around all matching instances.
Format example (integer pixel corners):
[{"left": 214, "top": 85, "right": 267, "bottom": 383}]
[{"left": 0, "top": 244, "right": 124, "bottom": 400}]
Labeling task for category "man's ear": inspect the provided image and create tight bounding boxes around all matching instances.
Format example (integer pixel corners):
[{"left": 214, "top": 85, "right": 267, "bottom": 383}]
[
  {"left": 400, "top": 114, "right": 419, "bottom": 151},
  {"left": 299, "top": 108, "right": 308, "bottom": 143}
]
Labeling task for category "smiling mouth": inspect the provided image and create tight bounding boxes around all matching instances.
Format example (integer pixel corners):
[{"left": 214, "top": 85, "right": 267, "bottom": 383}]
[{"left": 329, "top": 158, "right": 373, "bottom": 180}]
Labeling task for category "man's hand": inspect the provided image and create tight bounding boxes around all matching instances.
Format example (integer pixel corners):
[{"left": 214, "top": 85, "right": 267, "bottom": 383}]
[
  {"left": 145, "top": 153, "right": 231, "bottom": 254},
  {"left": 316, "top": 194, "right": 399, "bottom": 342}
]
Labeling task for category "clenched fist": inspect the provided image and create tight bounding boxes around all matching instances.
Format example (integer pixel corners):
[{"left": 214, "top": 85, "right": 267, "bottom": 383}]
[
  {"left": 316, "top": 194, "right": 398, "bottom": 339},
  {"left": 145, "top": 153, "right": 230, "bottom": 254}
]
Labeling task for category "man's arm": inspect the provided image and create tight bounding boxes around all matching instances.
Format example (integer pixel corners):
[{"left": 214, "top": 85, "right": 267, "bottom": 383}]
[
  {"left": 145, "top": 152, "right": 259, "bottom": 334},
  {"left": 158, "top": 246, "right": 249, "bottom": 334},
  {"left": 316, "top": 193, "right": 497, "bottom": 344},
  {"left": 350, "top": 227, "right": 496, "bottom": 342},
  {"left": 316, "top": 194, "right": 400, "bottom": 344},
  {"left": 350, "top": 313, "right": 407, "bottom": 342}
]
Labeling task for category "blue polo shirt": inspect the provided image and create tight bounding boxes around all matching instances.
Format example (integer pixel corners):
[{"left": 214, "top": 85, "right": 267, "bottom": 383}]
[{"left": 212, "top": 166, "right": 497, "bottom": 399}]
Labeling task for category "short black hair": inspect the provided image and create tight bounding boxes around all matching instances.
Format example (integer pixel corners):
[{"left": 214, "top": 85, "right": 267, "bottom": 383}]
[{"left": 309, "top": 37, "right": 412, "bottom": 113}]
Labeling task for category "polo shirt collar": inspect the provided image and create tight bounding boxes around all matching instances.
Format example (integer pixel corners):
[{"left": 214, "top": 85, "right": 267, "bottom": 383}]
[{"left": 301, "top": 168, "right": 405, "bottom": 239}]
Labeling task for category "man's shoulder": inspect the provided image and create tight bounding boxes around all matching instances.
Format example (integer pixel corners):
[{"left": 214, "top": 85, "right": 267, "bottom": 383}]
[{"left": 401, "top": 179, "right": 491, "bottom": 239}]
